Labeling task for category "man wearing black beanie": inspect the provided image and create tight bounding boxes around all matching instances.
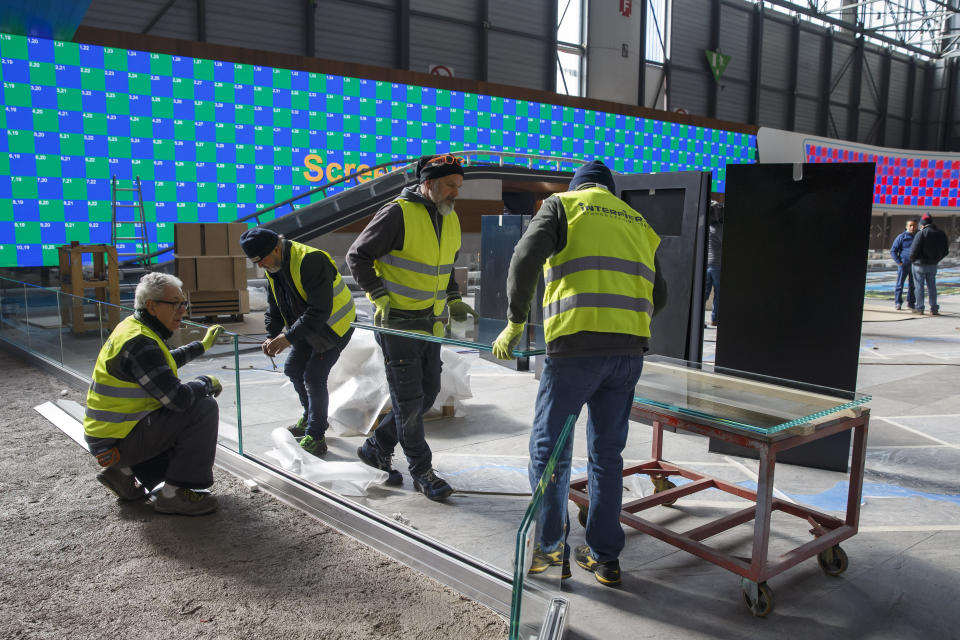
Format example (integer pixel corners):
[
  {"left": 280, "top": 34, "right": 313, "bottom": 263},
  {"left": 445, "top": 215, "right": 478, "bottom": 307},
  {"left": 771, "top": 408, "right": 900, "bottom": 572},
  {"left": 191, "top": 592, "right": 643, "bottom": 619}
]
[
  {"left": 493, "top": 159, "right": 667, "bottom": 587},
  {"left": 346, "top": 154, "right": 477, "bottom": 501}
]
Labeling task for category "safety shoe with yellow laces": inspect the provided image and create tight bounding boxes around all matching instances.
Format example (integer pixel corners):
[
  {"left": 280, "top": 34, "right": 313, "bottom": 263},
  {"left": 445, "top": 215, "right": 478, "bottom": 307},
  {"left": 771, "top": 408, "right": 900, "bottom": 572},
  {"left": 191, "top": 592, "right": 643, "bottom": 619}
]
[{"left": 574, "top": 544, "right": 621, "bottom": 586}]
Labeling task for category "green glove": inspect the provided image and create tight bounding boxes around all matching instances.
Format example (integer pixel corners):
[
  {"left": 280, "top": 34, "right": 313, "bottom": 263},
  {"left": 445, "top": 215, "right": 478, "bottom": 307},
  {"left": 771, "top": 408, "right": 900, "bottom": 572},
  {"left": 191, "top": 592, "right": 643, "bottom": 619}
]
[
  {"left": 492, "top": 321, "right": 525, "bottom": 360},
  {"left": 203, "top": 375, "right": 222, "bottom": 398},
  {"left": 201, "top": 324, "right": 224, "bottom": 351},
  {"left": 447, "top": 299, "right": 478, "bottom": 321},
  {"left": 367, "top": 293, "right": 390, "bottom": 325}
]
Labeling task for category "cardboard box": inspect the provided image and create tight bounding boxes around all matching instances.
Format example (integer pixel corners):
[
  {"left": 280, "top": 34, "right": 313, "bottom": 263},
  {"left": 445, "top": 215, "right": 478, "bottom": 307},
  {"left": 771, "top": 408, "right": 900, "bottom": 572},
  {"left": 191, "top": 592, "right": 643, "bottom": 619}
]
[
  {"left": 175, "top": 257, "right": 197, "bottom": 291},
  {"left": 203, "top": 222, "right": 248, "bottom": 256},
  {"left": 195, "top": 256, "right": 246, "bottom": 291},
  {"left": 174, "top": 224, "right": 202, "bottom": 257},
  {"left": 174, "top": 222, "right": 248, "bottom": 256}
]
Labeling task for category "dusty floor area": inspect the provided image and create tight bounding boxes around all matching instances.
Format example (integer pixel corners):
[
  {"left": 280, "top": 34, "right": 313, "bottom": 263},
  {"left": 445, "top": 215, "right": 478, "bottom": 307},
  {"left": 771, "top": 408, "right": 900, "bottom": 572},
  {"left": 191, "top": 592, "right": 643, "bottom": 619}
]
[{"left": 0, "top": 350, "right": 507, "bottom": 640}]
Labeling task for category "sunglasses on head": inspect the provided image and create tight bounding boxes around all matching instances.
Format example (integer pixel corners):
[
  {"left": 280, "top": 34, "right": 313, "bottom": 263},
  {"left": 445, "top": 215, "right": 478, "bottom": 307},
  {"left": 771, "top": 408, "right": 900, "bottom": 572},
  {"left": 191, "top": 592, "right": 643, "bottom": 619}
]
[{"left": 427, "top": 154, "right": 465, "bottom": 167}]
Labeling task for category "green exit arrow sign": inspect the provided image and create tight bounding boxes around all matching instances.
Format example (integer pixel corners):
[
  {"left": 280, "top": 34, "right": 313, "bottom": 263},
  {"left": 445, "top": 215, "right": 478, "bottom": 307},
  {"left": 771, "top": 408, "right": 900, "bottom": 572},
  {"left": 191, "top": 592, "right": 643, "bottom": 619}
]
[{"left": 705, "top": 49, "right": 731, "bottom": 82}]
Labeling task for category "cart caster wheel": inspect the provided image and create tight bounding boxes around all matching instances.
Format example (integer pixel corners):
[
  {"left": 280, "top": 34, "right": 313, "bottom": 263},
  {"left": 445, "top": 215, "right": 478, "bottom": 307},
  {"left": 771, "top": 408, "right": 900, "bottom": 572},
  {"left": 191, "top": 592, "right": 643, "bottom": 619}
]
[
  {"left": 817, "top": 545, "right": 848, "bottom": 576},
  {"left": 652, "top": 476, "right": 677, "bottom": 506},
  {"left": 577, "top": 505, "right": 587, "bottom": 528},
  {"left": 742, "top": 581, "right": 774, "bottom": 617}
]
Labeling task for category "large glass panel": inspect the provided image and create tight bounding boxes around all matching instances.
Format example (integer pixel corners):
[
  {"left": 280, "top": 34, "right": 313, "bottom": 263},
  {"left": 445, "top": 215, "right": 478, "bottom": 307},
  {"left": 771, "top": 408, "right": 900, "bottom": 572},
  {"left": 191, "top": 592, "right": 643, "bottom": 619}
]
[
  {"left": 510, "top": 415, "right": 574, "bottom": 640},
  {"left": 19, "top": 285, "right": 63, "bottom": 364},
  {"left": 635, "top": 355, "right": 871, "bottom": 434},
  {"left": 353, "top": 315, "right": 545, "bottom": 357},
  {"left": 0, "top": 279, "right": 30, "bottom": 349}
]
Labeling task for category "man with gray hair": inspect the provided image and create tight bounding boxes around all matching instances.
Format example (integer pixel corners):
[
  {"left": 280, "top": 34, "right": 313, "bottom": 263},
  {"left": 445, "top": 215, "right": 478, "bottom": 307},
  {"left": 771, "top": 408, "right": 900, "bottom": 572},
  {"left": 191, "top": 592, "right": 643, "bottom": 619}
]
[{"left": 84, "top": 272, "right": 224, "bottom": 515}]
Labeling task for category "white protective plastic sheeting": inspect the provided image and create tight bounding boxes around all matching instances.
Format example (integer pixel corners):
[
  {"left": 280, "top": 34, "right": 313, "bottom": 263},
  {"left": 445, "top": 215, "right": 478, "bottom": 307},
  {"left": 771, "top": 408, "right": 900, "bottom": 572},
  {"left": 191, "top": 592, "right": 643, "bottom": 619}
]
[
  {"left": 247, "top": 285, "right": 269, "bottom": 312},
  {"left": 264, "top": 428, "right": 388, "bottom": 496},
  {"left": 326, "top": 330, "right": 474, "bottom": 436}
]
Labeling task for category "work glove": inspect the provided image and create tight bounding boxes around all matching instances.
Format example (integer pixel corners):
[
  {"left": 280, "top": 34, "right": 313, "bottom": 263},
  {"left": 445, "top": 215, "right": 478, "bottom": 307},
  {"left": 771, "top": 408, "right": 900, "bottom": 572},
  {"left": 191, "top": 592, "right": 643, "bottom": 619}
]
[
  {"left": 447, "top": 299, "right": 478, "bottom": 321},
  {"left": 202, "top": 375, "right": 222, "bottom": 398},
  {"left": 201, "top": 324, "right": 224, "bottom": 351},
  {"left": 492, "top": 321, "right": 525, "bottom": 360},
  {"left": 367, "top": 293, "right": 391, "bottom": 325}
]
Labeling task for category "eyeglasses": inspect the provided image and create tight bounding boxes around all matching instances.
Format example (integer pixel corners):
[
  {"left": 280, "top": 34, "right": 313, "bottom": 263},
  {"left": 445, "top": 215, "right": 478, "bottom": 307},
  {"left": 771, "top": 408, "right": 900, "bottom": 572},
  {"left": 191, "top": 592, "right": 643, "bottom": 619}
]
[
  {"left": 427, "top": 154, "right": 465, "bottom": 167},
  {"left": 155, "top": 299, "right": 190, "bottom": 311}
]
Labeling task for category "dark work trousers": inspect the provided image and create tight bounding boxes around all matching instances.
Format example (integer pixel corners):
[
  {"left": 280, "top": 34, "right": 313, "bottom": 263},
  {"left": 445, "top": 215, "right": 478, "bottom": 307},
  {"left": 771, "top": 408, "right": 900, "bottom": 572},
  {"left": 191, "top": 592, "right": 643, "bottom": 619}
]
[
  {"left": 365, "top": 332, "right": 442, "bottom": 475},
  {"left": 894, "top": 262, "right": 915, "bottom": 308},
  {"left": 116, "top": 395, "right": 219, "bottom": 490},
  {"left": 284, "top": 339, "right": 343, "bottom": 439}
]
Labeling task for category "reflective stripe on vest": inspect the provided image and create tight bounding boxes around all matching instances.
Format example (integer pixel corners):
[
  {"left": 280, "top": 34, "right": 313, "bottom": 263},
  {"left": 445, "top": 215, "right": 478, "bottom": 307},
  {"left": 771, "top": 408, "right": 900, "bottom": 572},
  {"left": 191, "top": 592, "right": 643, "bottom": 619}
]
[
  {"left": 266, "top": 241, "right": 357, "bottom": 337},
  {"left": 374, "top": 199, "right": 460, "bottom": 316},
  {"left": 542, "top": 187, "right": 660, "bottom": 343},
  {"left": 83, "top": 315, "right": 177, "bottom": 439}
]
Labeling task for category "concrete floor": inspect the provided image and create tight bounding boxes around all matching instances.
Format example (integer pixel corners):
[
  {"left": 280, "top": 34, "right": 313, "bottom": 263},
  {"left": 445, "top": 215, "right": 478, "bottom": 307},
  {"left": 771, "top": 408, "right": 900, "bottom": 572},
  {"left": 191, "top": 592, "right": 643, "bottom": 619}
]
[{"left": 7, "top": 272, "right": 960, "bottom": 639}]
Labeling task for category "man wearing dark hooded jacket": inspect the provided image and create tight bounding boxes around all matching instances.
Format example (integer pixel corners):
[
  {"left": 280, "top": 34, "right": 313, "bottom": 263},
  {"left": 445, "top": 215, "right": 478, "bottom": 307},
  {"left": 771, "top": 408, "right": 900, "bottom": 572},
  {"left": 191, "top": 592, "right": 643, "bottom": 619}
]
[
  {"left": 346, "top": 153, "right": 477, "bottom": 501},
  {"left": 909, "top": 213, "right": 950, "bottom": 315}
]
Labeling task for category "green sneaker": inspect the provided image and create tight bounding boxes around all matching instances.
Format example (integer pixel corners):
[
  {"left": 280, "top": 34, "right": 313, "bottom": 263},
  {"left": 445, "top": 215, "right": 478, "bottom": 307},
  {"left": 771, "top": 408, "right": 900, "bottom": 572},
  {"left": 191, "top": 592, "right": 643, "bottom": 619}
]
[
  {"left": 574, "top": 544, "right": 621, "bottom": 586},
  {"left": 287, "top": 416, "right": 306, "bottom": 439},
  {"left": 299, "top": 434, "right": 327, "bottom": 456},
  {"left": 529, "top": 546, "right": 571, "bottom": 579}
]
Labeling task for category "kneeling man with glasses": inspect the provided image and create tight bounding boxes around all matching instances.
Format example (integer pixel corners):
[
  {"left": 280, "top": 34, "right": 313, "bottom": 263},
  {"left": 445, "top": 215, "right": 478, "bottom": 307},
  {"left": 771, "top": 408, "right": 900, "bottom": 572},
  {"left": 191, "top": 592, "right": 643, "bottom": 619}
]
[{"left": 84, "top": 272, "right": 224, "bottom": 515}]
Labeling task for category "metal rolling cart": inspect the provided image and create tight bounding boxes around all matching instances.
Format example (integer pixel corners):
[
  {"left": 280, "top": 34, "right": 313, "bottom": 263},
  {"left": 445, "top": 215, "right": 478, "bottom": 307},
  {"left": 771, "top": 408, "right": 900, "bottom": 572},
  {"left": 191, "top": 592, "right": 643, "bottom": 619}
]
[{"left": 568, "top": 355, "right": 871, "bottom": 617}]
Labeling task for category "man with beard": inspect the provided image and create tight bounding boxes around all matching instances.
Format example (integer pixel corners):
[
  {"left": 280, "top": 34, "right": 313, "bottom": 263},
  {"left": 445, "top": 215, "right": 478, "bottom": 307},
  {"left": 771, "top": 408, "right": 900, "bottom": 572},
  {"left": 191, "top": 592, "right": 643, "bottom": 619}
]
[
  {"left": 347, "top": 153, "right": 476, "bottom": 501},
  {"left": 240, "top": 227, "right": 356, "bottom": 456}
]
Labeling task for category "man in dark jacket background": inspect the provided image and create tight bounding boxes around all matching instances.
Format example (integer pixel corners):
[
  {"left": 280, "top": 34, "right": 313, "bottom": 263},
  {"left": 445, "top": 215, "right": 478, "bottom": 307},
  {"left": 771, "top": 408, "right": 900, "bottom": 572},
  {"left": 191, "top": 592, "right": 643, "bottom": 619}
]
[
  {"left": 704, "top": 201, "right": 723, "bottom": 326},
  {"left": 240, "top": 228, "right": 356, "bottom": 456},
  {"left": 909, "top": 213, "right": 950, "bottom": 315},
  {"left": 890, "top": 219, "right": 917, "bottom": 311}
]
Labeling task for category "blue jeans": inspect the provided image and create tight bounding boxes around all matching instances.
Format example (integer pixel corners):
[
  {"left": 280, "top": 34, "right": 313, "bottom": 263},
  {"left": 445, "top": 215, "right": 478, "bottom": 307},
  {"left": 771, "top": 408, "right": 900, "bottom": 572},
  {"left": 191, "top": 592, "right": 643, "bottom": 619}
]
[
  {"left": 912, "top": 263, "right": 939, "bottom": 312},
  {"left": 894, "top": 262, "right": 915, "bottom": 308},
  {"left": 366, "top": 332, "right": 442, "bottom": 475},
  {"left": 284, "top": 339, "right": 344, "bottom": 439},
  {"left": 529, "top": 354, "right": 644, "bottom": 563},
  {"left": 704, "top": 266, "right": 721, "bottom": 323}
]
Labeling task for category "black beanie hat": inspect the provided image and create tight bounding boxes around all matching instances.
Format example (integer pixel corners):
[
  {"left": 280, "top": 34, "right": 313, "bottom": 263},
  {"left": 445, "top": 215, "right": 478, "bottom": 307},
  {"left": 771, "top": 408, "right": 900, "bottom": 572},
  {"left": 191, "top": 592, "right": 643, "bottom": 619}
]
[
  {"left": 569, "top": 160, "right": 616, "bottom": 192},
  {"left": 417, "top": 154, "right": 465, "bottom": 183},
  {"left": 239, "top": 227, "right": 279, "bottom": 262}
]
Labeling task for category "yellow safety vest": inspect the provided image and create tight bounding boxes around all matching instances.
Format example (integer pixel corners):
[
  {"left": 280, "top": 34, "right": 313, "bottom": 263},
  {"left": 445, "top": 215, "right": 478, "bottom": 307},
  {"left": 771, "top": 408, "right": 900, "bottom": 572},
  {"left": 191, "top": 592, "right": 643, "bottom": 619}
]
[
  {"left": 542, "top": 187, "right": 661, "bottom": 343},
  {"left": 374, "top": 199, "right": 461, "bottom": 316},
  {"left": 84, "top": 315, "right": 177, "bottom": 439},
  {"left": 266, "top": 241, "right": 356, "bottom": 336}
]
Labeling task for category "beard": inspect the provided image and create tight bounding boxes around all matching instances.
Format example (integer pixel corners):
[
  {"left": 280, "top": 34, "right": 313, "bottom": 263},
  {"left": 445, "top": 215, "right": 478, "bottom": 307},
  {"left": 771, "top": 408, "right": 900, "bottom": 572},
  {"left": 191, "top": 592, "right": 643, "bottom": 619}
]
[
  {"left": 265, "top": 263, "right": 282, "bottom": 274},
  {"left": 427, "top": 184, "right": 456, "bottom": 217}
]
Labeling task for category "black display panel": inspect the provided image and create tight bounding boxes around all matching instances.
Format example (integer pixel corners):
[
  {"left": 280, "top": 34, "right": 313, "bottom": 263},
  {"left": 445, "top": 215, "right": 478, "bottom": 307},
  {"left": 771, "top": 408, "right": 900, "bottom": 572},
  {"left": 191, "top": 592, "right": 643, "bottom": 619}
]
[{"left": 711, "top": 162, "right": 875, "bottom": 471}]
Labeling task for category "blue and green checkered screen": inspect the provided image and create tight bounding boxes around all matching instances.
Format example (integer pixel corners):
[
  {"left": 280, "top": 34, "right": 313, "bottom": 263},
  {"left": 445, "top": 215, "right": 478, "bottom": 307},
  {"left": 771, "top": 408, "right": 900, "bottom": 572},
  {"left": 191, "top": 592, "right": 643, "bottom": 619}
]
[{"left": 0, "top": 32, "right": 757, "bottom": 267}]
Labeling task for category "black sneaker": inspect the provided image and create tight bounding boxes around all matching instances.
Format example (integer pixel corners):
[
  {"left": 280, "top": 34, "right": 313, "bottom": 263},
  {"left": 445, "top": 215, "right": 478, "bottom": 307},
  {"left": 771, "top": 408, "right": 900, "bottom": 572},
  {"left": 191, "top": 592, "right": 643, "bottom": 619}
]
[
  {"left": 411, "top": 468, "right": 454, "bottom": 502},
  {"left": 357, "top": 443, "right": 403, "bottom": 486},
  {"left": 529, "top": 546, "right": 572, "bottom": 579},
  {"left": 96, "top": 467, "right": 146, "bottom": 501},
  {"left": 299, "top": 434, "right": 327, "bottom": 456},
  {"left": 574, "top": 544, "right": 621, "bottom": 586},
  {"left": 287, "top": 416, "right": 306, "bottom": 439}
]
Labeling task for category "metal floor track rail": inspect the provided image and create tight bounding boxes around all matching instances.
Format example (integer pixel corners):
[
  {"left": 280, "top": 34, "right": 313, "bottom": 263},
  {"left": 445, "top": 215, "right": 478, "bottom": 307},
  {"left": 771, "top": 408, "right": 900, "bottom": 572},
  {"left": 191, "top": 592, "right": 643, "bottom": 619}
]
[{"left": 0, "top": 333, "right": 517, "bottom": 619}]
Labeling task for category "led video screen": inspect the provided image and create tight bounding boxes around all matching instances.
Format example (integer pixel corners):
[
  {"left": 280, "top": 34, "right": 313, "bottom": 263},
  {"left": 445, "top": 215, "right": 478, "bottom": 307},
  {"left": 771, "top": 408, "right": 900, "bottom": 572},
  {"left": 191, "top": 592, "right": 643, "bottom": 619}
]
[
  {"left": 806, "top": 143, "right": 960, "bottom": 208},
  {"left": 0, "top": 32, "right": 756, "bottom": 267}
]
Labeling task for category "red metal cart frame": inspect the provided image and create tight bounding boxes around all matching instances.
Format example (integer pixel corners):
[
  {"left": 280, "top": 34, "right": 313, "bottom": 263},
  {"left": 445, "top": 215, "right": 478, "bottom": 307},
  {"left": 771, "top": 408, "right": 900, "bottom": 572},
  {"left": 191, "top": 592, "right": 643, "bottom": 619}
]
[{"left": 569, "top": 405, "right": 870, "bottom": 616}]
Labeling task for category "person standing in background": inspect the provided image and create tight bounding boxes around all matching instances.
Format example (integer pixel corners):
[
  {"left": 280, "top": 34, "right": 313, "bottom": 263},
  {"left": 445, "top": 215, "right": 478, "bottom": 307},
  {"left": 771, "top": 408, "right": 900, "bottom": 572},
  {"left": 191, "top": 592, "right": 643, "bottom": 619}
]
[{"left": 890, "top": 219, "right": 917, "bottom": 311}]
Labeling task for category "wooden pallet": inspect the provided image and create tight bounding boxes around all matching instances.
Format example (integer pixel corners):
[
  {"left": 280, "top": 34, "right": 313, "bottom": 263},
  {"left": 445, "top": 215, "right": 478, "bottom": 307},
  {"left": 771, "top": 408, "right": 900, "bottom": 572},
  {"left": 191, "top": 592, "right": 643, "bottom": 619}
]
[{"left": 186, "top": 289, "right": 249, "bottom": 321}]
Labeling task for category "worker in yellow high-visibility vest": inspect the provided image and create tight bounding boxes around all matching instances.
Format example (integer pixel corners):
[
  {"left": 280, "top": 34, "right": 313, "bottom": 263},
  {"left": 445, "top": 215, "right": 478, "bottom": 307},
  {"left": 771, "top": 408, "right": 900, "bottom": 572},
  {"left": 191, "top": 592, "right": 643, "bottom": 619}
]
[
  {"left": 84, "top": 272, "right": 224, "bottom": 516},
  {"left": 347, "top": 154, "right": 477, "bottom": 501},
  {"left": 239, "top": 227, "right": 356, "bottom": 458},
  {"left": 493, "top": 160, "right": 667, "bottom": 586}
]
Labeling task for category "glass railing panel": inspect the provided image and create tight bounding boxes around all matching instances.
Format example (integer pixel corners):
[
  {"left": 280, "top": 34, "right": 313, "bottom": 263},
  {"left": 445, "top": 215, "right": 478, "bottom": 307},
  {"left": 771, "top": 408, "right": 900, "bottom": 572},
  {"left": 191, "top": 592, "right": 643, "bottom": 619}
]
[
  {"left": 21, "top": 283, "right": 63, "bottom": 365},
  {"left": 635, "top": 354, "right": 871, "bottom": 434},
  {"left": 0, "top": 280, "right": 31, "bottom": 350},
  {"left": 510, "top": 415, "right": 574, "bottom": 640},
  {"left": 172, "top": 320, "right": 243, "bottom": 454}
]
